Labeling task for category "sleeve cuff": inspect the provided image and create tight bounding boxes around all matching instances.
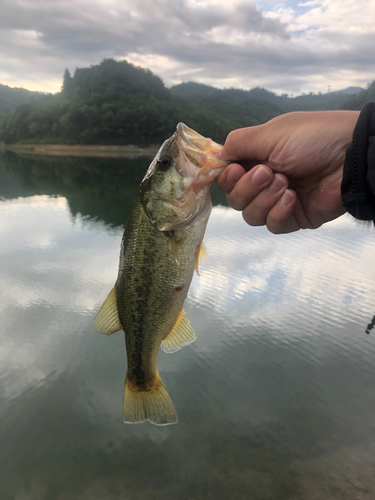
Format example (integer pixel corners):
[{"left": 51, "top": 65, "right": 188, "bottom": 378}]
[{"left": 341, "top": 101, "right": 375, "bottom": 221}]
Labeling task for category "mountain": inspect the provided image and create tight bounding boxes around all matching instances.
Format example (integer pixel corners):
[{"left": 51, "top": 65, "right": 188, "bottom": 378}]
[
  {"left": 0, "top": 84, "right": 43, "bottom": 124},
  {"left": 340, "top": 81, "right": 375, "bottom": 110},
  {"left": 1, "top": 59, "right": 373, "bottom": 146},
  {"left": 170, "top": 81, "right": 354, "bottom": 116},
  {"left": 332, "top": 86, "right": 363, "bottom": 95},
  {"left": 170, "top": 83, "right": 284, "bottom": 126},
  {"left": 1, "top": 59, "right": 236, "bottom": 145}
]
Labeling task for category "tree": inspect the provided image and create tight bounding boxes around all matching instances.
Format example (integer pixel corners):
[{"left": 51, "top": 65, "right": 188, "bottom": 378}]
[{"left": 61, "top": 68, "right": 73, "bottom": 96}]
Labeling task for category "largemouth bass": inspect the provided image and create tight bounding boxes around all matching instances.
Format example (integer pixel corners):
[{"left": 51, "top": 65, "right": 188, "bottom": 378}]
[{"left": 94, "top": 123, "right": 228, "bottom": 425}]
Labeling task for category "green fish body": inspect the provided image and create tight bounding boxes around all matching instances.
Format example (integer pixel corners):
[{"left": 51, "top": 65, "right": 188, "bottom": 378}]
[{"left": 94, "top": 123, "right": 228, "bottom": 425}]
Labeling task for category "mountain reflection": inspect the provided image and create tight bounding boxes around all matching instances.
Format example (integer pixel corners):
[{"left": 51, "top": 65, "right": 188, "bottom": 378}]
[
  {"left": 0, "top": 151, "right": 228, "bottom": 228},
  {"left": 3, "top": 151, "right": 375, "bottom": 498}
]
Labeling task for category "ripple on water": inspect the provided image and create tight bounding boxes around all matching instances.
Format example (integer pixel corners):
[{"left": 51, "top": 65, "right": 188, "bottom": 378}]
[{"left": 2, "top": 182, "right": 375, "bottom": 498}]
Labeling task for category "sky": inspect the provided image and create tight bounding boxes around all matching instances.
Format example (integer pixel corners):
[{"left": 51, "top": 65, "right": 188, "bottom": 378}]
[{"left": 1, "top": 0, "right": 375, "bottom": 96}]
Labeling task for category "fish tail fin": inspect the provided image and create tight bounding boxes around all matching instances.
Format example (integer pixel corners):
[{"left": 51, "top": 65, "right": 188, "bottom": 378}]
[{"left": 123, "top": 373, "right": 178, "bottom": 426}]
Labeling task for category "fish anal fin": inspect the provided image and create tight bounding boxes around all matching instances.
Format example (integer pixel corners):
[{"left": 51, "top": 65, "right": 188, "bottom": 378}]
[
  {"left": 123, "top": 373, "right": 178, "bottom": 426},
  {"left": 94, "top": 286, "right": 122, "bottom": 335},
  {"left": 194, "top": 242, "right": 207, "bottom": 276},
  {"left": 161, "top": 308, "right": 196, "bottom": 353}
]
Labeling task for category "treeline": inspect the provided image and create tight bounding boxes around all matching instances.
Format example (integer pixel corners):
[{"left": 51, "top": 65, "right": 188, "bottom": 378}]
[
  {"left": 1, "top": 59, "right": 374, "bottom": 146},
  {"left": 170, "top": 83, "right": 357, "bottom": 126},
  {"left": 0, "top": 60, "right": 233, "bottom": 145},
  {"left": 0, "top": 84, "right": 42, "bottom": 123},
  {"left": 339, "top": 81, "right": 375, "bottom": 109}
]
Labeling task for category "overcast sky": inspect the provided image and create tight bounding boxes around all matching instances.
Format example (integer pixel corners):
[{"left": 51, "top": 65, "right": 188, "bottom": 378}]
[{"left": 1, "top": 0, "right": 375, "bottom": 95}]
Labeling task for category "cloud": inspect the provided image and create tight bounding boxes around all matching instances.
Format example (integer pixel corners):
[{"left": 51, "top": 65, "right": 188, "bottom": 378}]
[
  {"left": 0, "top": 0, "right": 375, "bottom": 94},
  {"left": 189, "top": 207, "right": 375, "bottom": 339}
]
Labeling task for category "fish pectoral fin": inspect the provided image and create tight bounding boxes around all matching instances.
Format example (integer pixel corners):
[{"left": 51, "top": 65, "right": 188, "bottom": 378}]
[
  {"left": 161, "top": 308, "right": 196, "bottom": 353},
  {"left": 94, "top": 286, "right": 122, "bottom": 335},
  {"left": 194, "top": 242, "right": 207, "bottom": 276}
]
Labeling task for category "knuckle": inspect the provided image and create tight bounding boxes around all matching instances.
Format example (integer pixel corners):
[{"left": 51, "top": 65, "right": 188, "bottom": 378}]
[
  {"left": 226, "top": 193, "right": 244, "bottom": 211},
  {"left": 266, "top": 212, "right": 285, "bottom": 234},
  {"left": 222, "top": 131, "right": 236, "bottom": 154},
  {"left": 242, "top": 209, "right": 266, "bottom": 227},
  {"left": 266, "top": 213, "right": 299, "bottom": 234},
  {"left": 225, "top": 129, "right": 237, "bottom": 145},
  {"left": 216, "top": 176, "right": 229, "bottom": 193},
  {"left": 267, "top": 223, "right": 283, "bottom": 234},
  {"left": 268, "top": 151, "right": 287, "bottom": 171}
]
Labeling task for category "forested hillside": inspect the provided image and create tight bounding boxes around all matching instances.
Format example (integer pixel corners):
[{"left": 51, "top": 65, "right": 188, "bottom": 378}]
[
  {"left": 340, "top": 82, "right": 375, "bottom": 109},
  {"left": 0, "top": 85, "right": 42, "bottom": 123},
  {"left": 0, "top": 60, "right": 234, "bottom": 145},
  {"left": 0, "top": 59, "right": 371, "bottom": 146},
  {"left": 170, "top": 83, "right": 284, "bottom": 126}
]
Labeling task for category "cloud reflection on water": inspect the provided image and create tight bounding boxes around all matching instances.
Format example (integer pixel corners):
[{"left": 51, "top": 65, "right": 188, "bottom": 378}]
[{"left": 2, "top": 190, "right": 375, "bottom": 498}]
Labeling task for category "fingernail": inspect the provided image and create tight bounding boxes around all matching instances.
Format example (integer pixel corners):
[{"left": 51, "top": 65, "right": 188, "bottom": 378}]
[
  {"left": 279, "top": 190, "right": 294, "bottom": 207},
  {"left": 267, "top": 174, "right": 286, "bottom": 194},
  {"left": 226, "top": 168, "right": 243, "bottom": 184},
  {"left": 251, "top": 165, "right": 272, "bottom": 186}
]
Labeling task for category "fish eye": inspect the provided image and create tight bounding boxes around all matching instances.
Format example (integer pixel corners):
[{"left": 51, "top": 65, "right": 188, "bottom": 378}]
[{"left": 158, "top": 155, "right": 173, "bottom": 170}]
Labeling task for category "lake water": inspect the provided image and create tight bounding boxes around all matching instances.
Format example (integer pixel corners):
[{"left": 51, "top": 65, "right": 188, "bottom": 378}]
[{"left": 1, "top": 150, "right": 375, "bottom": 499}]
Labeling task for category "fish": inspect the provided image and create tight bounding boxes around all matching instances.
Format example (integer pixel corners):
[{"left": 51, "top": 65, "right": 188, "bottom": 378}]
[{"left": 94, "top": 123, "right": 229, "bottom": 425}]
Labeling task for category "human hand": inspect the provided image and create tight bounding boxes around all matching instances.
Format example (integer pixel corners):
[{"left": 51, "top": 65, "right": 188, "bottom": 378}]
[{"left": 216, "top": 111, "right": 360, "bottom": 233}]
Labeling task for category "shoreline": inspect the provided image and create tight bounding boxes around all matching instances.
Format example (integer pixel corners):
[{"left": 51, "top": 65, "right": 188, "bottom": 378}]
[{"left": 0, "top": 143, "right": 158, "bottom": 158}]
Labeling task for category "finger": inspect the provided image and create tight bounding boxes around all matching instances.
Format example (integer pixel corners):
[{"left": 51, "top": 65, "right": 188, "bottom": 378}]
[
  {"left": 265, "top": 190, "right": 300, "bottom": 234},
  {"left": 216, "top": 163, "right": 246, "bottom": 194},
  {"left": 241, "top": 173, "right": 288, "bottom": 225},
  {"left": 226, "top": 164, "right": 274, "bottom": 211},
  {"left": 290, "top": 197, "right": 314, "bottom": 229}
]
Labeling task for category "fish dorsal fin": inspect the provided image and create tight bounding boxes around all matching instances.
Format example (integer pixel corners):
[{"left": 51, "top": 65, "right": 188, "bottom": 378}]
[
  {"left": 194, "top": 242, "right": 207, "bottom": 276},
  {"left": 161, "top": 308, "right": 196, "bottom": 353},
  {"left": 94, "top": 286, "right": 122, "bottom": 335}
]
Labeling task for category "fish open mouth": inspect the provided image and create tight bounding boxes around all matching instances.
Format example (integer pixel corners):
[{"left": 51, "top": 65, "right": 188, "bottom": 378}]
[
  {"left": 176, "top": 123, "right": 215, "bottom": 152},
  {"left": 176, "top": 122, "right": 223, "bottom": 159},
  {"left": 174, "top": 123, "right": 229, "bottom": 176}
]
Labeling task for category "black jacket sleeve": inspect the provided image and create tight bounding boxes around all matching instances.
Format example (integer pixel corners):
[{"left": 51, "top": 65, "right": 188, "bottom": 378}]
[{"left": 341, "top": 101, "right": 375, "bottom": 221}]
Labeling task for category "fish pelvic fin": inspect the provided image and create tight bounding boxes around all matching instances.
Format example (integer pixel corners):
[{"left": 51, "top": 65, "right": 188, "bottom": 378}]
[
  {"left": 94, "top": 286, "right": 122, "bottom": 335},
  {"left": 123, "top": 373, "right": 178, "bottom": 426},
  {"left": 194, "top": 242, "right": 207, "bottom": 276},
  {"left": 161, "top": 308, "right": 196, "bottom": 353}
]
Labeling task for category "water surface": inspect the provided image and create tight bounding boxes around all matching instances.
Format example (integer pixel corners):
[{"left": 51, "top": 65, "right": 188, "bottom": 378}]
[{"left": 1, "top": 151, "right": 375, "bottom": 499}]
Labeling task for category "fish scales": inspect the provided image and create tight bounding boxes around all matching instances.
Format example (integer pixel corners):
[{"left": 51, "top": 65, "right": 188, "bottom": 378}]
[
  {"left": 94, "top": 123, "right": 229, "bottom": 425},
  {"left": 117, "top": 195, "right": 205, "bottom": 387}
]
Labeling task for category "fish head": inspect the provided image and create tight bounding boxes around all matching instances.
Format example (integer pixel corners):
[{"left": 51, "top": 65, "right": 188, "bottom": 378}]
[{"left": 140, "top": 123, "right": 229, "bottom": 231}]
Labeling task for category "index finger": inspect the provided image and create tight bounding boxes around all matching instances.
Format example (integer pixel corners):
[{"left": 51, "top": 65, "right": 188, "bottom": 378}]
[{"left": 216, "top": 163, "right": 246, "bottom": 194}]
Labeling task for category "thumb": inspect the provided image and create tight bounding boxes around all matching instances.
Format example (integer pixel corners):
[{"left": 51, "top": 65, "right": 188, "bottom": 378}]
[{"left": 220, "top": 124, "right": 271, "bottom": 163}]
